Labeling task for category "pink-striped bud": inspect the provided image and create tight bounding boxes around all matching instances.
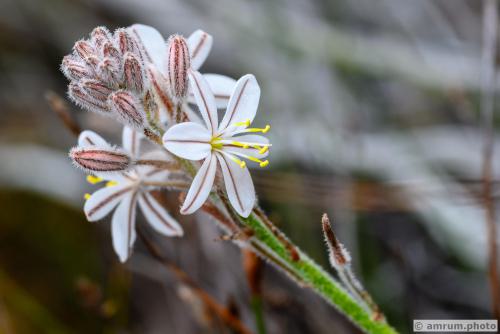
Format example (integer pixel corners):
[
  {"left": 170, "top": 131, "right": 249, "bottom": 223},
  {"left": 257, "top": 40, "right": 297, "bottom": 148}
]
[
  {"left": 68, "top": 81, "right": 108, "bottom": 113},
  {"left": 74, "top": 40, "right": 96, "bottom": 60},
  {"left": 102, "top": 42, "right": 122, "bottom": 67},
  {"left": 91, "top": 26, "right": 112, "bottom": 50},
  {"left": 166, "top": 35, "right": 190, "bottom": 100},
  {"left": 70, "top": 146, "right": 131, "bottom": 173},
  {"left": 61, "top": 55, "right": 93, "bottom": 81},
  {"left": 115, "top": 29, "right": 141, "bottom": 58},
  {"left": 123, "top": 52, "right": 145, "bottom": 93},
  {"left": 97, "top": 58, "right": 121, "bottom": 86},
  {"left": 80, "top": 79, "right": 112, "bottom": 102},
  {"left": 107, "top": 90, "right": 145, "bottom": 129}
]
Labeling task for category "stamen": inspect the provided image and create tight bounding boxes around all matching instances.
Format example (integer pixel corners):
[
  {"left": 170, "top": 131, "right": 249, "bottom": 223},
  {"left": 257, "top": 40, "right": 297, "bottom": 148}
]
[
  {"left": 106, "top": 181, "right": 118, "bottom": 187},
  {"left": 226, "top": 149, "right": 270, "bottom": 168},
  {"left": 87, "top": 175, "right": 104, "bottom": 184},
  {"left": 231, "top": 141, "right": 250, "bottom": 149},
  {"left": 258, "top": 146, "right": 269, "bottom": 154},
  {"left": 84, "top": 193, "right": 91, "bottom": 200},
  {"left": 234, "top": 119, "right": 251, "bottom": 127},
  {"left": 243, "top": 124, "right": 270, "bottom": 134}
]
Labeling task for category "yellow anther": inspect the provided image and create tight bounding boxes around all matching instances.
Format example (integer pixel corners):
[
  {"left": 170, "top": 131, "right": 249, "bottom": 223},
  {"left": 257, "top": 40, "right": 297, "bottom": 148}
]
[
  {"left": 84, "top": 193, "right": 91, "bottom": 200},
  {"left": 262, "top": 125, "right": 271, "bottom": 133},
  {"left": 259, "top": 160, "right": 269, "bottom": 168},
  {"left": 234, "top": 119, "right": 251, "bottom": 127},
  {"left": 258, "top": 146, "right": 269, "bottom": 154},
  {"left": 86, "top": 175, "right": 103, "bottom": 184},
  {"left": 239, "top": 161, "right": 246, "bottom": 168},
  {"left": 106, "top": 181, "right": 118, "bottom": 187}
]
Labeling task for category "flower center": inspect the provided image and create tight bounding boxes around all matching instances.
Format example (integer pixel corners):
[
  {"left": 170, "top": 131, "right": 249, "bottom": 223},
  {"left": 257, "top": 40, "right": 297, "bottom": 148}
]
[{"left": 210, "top": 119, "right": 272, "bottom": 169}]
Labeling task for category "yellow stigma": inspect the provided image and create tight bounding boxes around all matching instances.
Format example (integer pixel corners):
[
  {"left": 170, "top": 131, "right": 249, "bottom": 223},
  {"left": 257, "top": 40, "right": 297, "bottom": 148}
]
[
  {"left": 234, "top": 119, "right": 251, "bottom": 127},
  {"left": 84, "top": 193, "right": 91, "bottom": 200},
  {"left": 86, "top": 175, "right": 103, "bottom": 184},
  {"left": 106, "top": 181, "right": 118, "bottom": 187}
]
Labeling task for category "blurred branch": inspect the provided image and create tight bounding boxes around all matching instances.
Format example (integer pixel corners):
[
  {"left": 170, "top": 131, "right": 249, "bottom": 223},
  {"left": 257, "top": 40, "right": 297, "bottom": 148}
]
[
  {"left": 137, "top": 229, "right": 254, "bottom": 334},
  {"left": 45, "top": 91, "right": 81, "bottom": 136},
  {"left": 243, "top": 250, "right": 266, "bottom": 334},
  {"left": 480, "top": 0, "right": 500, "bottom": 319}
]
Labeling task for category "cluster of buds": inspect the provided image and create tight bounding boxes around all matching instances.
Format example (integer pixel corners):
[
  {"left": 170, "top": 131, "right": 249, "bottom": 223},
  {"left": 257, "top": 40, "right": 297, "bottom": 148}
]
[{"left": 62, "top": 26, "right": 149, "bottom": 131}]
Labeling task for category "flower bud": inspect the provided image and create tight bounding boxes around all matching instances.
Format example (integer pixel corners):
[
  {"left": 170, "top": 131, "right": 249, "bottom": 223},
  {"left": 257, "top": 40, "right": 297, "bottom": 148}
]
[
  {"left": 70, "top": 146, "right": 131, "bottom": 173},
  {"left": 97, "top": 58, "right": 121, "bottom": 86},
  {"left": 61, "top": 55, "right": 93, "bottom": 81},
  {"left": 102, "top": 42, "right": 122, "bottom": 67},
  {"left": 123, "top": 52, "right": 145, "bottom": 93},
  {"left": 115, "top": 29, "right": 141, "bottom": 58},
  {"left": 74, "top": 40, "right": 96, "bottom": 60},
  {"left": 80, "top": 79, "right": 113, "bottom": 102},
  {"left": 107, "top": 90, "right": 145, "bottom": 129},
  {"left": 68, "top": 81, "right": 108, "bottom": 114},
  {"left": 166, "top": 34, "right": 190, "bottom": 100},
  {"left": 91, "top": 26, "right": 112, "bottom": 50}
]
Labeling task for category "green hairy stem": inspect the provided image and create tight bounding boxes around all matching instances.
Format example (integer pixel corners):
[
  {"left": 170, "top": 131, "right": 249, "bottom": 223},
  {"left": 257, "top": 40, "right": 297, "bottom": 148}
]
[{"left": 239, "top": 211, "right": 398, "bottom": 334}]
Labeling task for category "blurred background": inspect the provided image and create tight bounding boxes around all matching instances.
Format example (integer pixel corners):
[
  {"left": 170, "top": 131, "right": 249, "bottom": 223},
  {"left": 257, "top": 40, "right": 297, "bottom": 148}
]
[{"left": 0, "top": 0, "right": 498, "bottom": 333}]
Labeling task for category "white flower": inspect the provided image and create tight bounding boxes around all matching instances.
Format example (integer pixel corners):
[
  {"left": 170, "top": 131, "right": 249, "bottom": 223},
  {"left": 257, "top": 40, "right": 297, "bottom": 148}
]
[
  {"left": 162, "top": 71, "right": 270, "bottom": 217},
  {"left": 129, "top": 24, "right": 236, "bottom": 109},
  {"left": 79, "top": 126, "right": 183, "bottom": 262}
]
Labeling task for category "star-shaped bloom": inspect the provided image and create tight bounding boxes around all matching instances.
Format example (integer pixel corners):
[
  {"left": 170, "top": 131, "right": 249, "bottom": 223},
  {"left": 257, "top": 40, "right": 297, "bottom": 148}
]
[
  {"left": 78, "top": 127, "right": 183, "bottom": 262},
  {"left": 130, "top": 24, "right": 236, "bottom": 109},
  {"left": 162, "top": 71, "right": 271, "bottom": 217}
]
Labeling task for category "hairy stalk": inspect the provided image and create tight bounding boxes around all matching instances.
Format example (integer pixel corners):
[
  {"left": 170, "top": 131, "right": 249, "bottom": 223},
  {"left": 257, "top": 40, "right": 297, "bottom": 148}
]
[
  {"left": 322, "top": 214, "right": 384, "bottom": 321},
  {"left": 481, "top": 0, "right": 500, "bottom": 319},
  {"left": 239, "top": 208, "right": 395, "bottom": 333}
]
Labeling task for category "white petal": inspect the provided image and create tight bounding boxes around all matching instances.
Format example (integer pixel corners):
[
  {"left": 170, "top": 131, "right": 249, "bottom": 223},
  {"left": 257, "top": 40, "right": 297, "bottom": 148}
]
[
  {"left": 122, "top": 126, "right": 142, "bottom": 158},
  {"left": 162, "top": 122, "right": 212, "bottom": 160},
  {"left": 138, "top": 192, "right": 183, "bottom": 236},
  {"left": 78, "top": 130, "right": 110, "bottom": 148},
  {"left": 225, "top": 134, "right": 270, "bottom": 159},
  {"left": 216, "top": 153, "right": 255, "bottom": 217},
  {"left": 189, "top": 71, "right": 218, "bottom": 134},
  {"left": 219, "top": 74, "right": 261, "bottom": 134},
  {"left": 84, "top": 183, "right": 132, "bottom": 221},
  {"left": 205, "top": 74, "right": 237, "bottom": 108},
  {"left": 111, "top": 191, "right": 138, "bottom": 262},
  {"left": 181, "top": 154, "right": 217, "bottom": 215},
  {"left": 187, "top": 29, "right": 213, "bottom": 70},
  {"left": 129, "top": 24, "right": 167, "bottom": 71}
]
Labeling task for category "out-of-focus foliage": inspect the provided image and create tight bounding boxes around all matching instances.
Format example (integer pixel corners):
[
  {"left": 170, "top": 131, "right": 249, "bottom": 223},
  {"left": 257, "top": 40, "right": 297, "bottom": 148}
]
[{"left": 0, "top": 0, "right": 496, "bottom": 333}]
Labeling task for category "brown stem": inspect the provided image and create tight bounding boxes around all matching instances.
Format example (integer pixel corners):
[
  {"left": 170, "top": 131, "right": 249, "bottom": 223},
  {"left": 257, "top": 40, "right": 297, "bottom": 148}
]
[
  {"left": 45, "top": 91, "right": 81, "bottom": 136},
  {"left": 135, "top": 159, "right": 180, "bottom": 170},
  {"left": 481, "top": 0, "right": 500, "bottom": 320},
  {"left": 137, "top": 229, "right": 253, "bottom": 334}
]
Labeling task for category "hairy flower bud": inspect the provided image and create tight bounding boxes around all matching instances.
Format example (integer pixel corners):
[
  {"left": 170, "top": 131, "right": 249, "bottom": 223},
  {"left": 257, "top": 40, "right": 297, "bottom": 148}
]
[
  {"left": 102, "top": 42, "right": 122, "bottom": 67},
  {"left": 107, "top": 90, "right": 145, "bottom": 129},
  {"left": 123, "top": 52, "right": 145, "bottom": 93},
  {"left": 70, "top": 146, "right": 131, "bottom": 173},
  {"left": 74, "top": 40, "right": 96, "bottom": 60},
  {"left": 91, "top": 26, "right": 112, "bottom": 50},
  {"left": 80, "top": 79, "right": 113, "bottom": 102},
  {"left": 68, "top": 81, "right": 108, "bottom": 113},
  {"left": 166, "top": 35, "right": 190, "bottom": 100},
  {"left": 115, "top": 29, "right": 141, "bottom": 58},
  {"left": 61, "top": 55, "right": 93, "bottom": 81},
  {"left": 97, "top": 58, "right": 121, "bottom": 86}
]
